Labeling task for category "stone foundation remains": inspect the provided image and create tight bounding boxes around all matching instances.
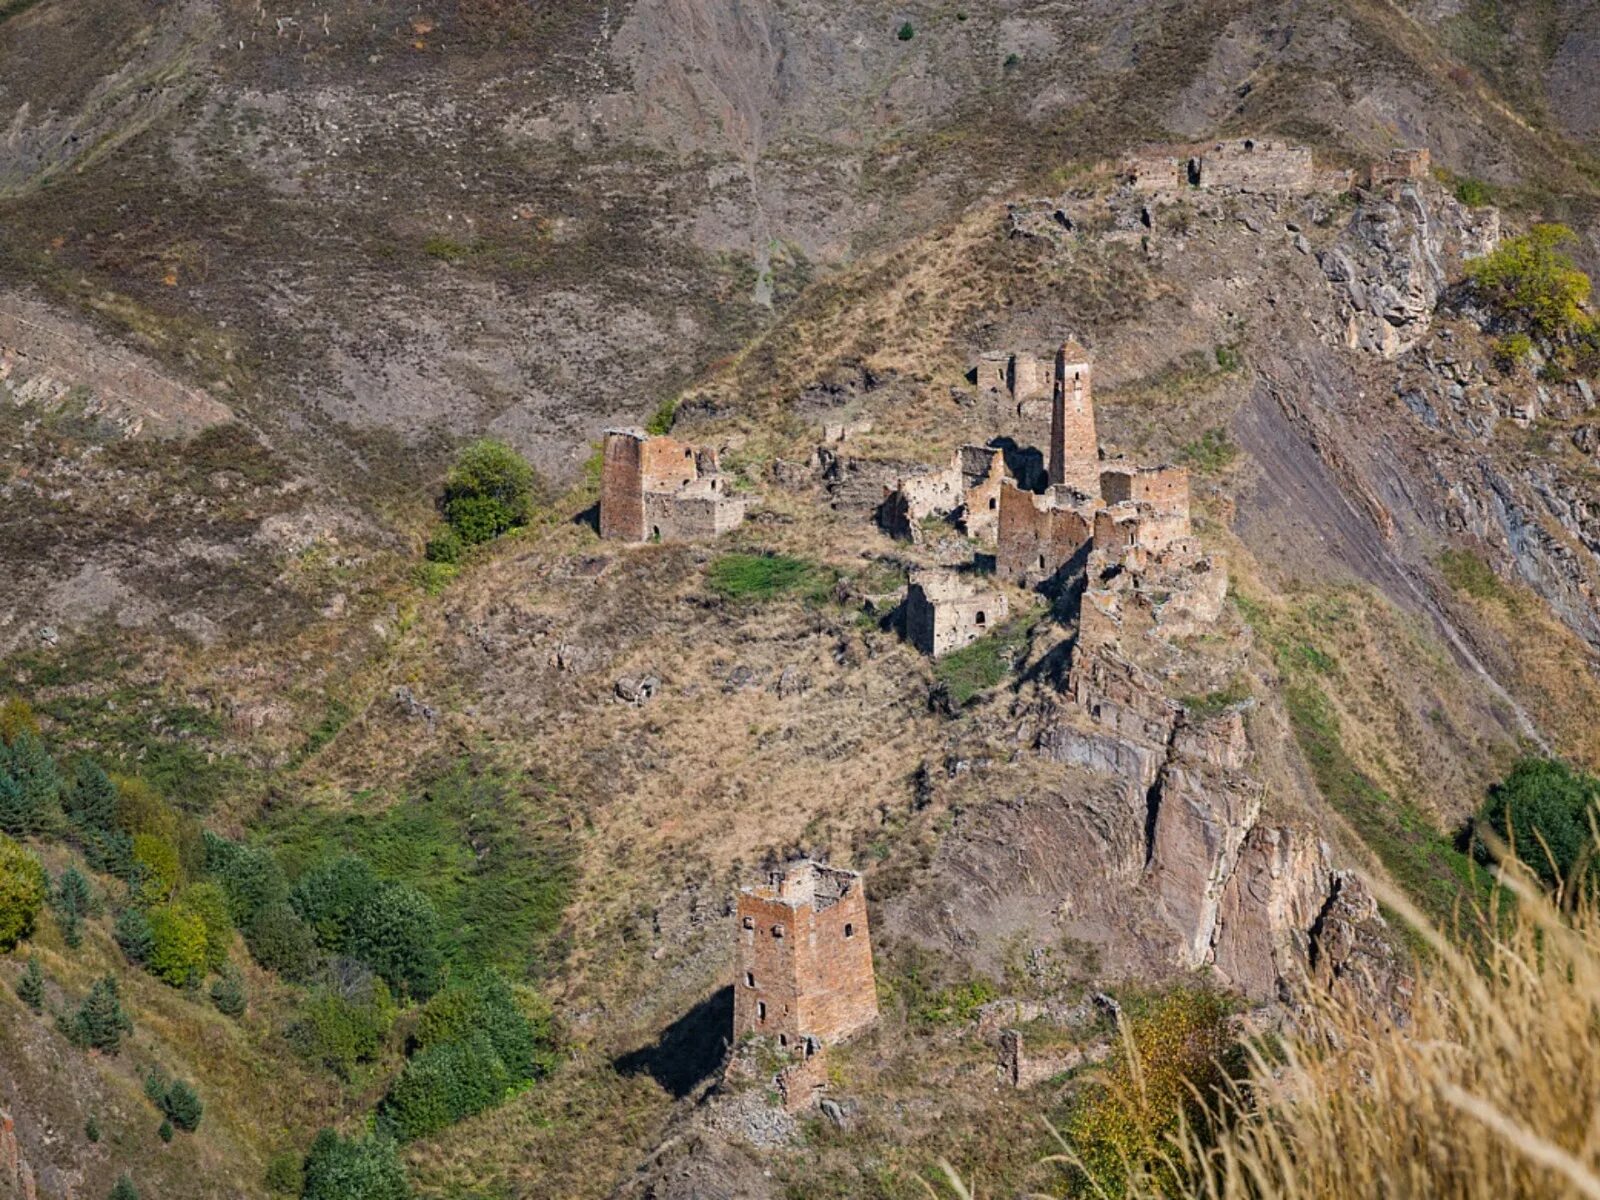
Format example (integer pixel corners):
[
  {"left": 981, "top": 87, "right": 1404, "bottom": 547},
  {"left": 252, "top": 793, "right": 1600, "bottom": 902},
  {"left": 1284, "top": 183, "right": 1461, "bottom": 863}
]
[
  {"left": 599, "top": 428, "right": 747, "bottom": 543},
  {"left": 1196, "top": 139, "right": 1315, "bottom": 193},
  {"left": 878, "top": 445, "right": 1009, "bottom": 545}
]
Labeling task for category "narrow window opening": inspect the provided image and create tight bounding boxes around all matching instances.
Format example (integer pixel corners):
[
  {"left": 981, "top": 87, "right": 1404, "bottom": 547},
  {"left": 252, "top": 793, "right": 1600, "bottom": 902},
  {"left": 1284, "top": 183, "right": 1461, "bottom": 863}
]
[
  {"left": 1038, "top": 554, "right": 1046, "bottom": 570},
  {"left": 742, "top": 916, "right": 754, "bottom": 930},
  {"left": 988, "top": 496, "right": 997, "bottom": 510},
  {"left": 745, "top": 971, "right": 755, "bottom": 987},
  {"left": 757, "top": 1001, "right": 766, "bottom": 1022},
  {"left": 779, "top": 1034, "right": 788, "bottom": 1047},
  {"left": 844, "top": 923, "right": 855, "bottom": 938},
  {"left": 975, "top": 611, "right": 987, "bottom": 627},
  {"left": 772, "top": 924, "right": 785, "bottom": 938}
]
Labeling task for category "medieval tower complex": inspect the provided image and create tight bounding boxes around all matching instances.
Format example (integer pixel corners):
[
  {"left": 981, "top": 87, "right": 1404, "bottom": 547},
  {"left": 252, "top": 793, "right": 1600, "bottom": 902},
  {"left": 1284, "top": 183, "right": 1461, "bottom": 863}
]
[
  {"left": 1048, "top": 339, "right": 1098, "bottom": 495},
  {"left": 733, "top": 861, "right": 878, "bottom": 1049}
]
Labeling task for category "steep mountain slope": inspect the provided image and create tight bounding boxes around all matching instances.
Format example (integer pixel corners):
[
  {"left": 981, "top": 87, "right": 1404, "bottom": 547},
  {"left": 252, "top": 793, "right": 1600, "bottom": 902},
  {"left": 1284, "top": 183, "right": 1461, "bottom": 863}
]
[{"left": 2, "top": 1, "right": 1600, "bottom": 1198}]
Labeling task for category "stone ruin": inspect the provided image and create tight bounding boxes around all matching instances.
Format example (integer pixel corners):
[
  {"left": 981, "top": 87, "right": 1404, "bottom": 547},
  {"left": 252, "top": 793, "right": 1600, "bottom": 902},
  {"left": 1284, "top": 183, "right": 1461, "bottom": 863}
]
[
  {"left": 1367, "top": 147, "right": 1431, "bottom": 187},
  {"left": 903, "top": 567, "right": 1010, "bottom": 658},
  {"left": 972, "top": 349, "right": 1051, "bottom": 418},
  {"left": 598, "top": 428, "right": 747, "bottom": 543},
  {"left": 730, "top": 861, "right": 878, "bottom": 1111},
  {"left": 1196, "top": 138, "right": 1316, "bottom": 192},
  {"left": 877, "top": 444, "right": 1007, "bottom": 546}
]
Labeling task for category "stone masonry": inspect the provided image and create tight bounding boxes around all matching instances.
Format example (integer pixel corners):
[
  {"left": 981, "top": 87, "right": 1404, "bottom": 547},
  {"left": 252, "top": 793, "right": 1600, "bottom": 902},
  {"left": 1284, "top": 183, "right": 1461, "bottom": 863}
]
[
  {"left": 878, "top": 445, "right": 1009, "bottom": 546},
  {"left": 1196, "top": 139, "right": 1315, "bottom": 193},
  {"left": 903, "top": 567, "right": 1010, "bottom": 658},
  {"left": 599, "top": 428, "right": 747, "bottom": 543},
  {"left": 1367, "top": 147, "right": 1431, "bottom": 186},
  {"left": 995, "top": 482, "right": 1096, "bottom": 587},
  {"left": 1048, "top": 340, "right": 1098, "bottom": 494},
  {"left": 734, "top": 861, "right": 878, "bottom": 1048}
]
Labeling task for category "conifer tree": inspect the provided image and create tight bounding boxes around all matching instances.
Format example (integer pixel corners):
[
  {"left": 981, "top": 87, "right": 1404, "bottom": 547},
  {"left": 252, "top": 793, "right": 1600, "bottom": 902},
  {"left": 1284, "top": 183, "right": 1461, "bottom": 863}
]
[{"left": 16, "top": 955, "right": 43, "bottom": 1011}]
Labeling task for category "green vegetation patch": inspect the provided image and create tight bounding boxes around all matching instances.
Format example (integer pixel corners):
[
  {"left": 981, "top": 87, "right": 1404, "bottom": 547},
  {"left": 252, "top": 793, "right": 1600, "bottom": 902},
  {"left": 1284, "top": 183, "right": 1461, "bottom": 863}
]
[
  {"left": 1177, "top": 427, "right": 1238, "bottom": 475},
  {"left": 267, "top": 760, "right": 575, "bottom": 980},
  {"left": 933, "top": 617, "right": 1034, "bottom": 706},
  {"left": 1439, "top": 547, "right": 1522, "bottom": 611},
  {"left": 1475, "top": 756, "right": 1600, "bottom": 896},
  {"left": 705, "top": 552, "right": 835, "bottom": 603}
]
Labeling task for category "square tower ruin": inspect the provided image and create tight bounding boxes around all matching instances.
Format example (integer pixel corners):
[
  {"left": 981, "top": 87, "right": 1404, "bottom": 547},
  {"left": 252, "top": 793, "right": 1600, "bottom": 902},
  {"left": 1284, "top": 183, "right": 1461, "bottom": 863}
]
[
  {"left": 1048, "top": 340, "right": 1099, "bottom": 496},
  {"left": 599, "top": 428, "right": 746, "bottom": 543},
  {"left": 903, "top": 566, "right": 1010, "bottom": 658},
  {"left": 734, "top": 861, "right": 878, "bottom": 1048}
]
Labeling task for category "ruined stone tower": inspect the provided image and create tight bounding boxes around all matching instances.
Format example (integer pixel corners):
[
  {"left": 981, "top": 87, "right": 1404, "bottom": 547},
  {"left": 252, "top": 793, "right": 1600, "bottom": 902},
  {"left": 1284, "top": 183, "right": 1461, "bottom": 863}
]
[
  {"left": 1048, "top": 340, "right": 1098, "bottom": 495},
  {"left": 734, "top": 861, "right": 878, "bottom": 1048}
]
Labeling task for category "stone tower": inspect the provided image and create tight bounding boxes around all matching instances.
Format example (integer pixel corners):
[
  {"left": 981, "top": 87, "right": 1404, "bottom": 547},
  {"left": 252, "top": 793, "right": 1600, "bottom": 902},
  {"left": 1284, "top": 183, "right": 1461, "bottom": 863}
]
[
  {"left": 733, "top": 861, "right": 878, "bottom": 1048},
  {"left": 1048, "top": 340, "right": 1098, "bottom": 496}
]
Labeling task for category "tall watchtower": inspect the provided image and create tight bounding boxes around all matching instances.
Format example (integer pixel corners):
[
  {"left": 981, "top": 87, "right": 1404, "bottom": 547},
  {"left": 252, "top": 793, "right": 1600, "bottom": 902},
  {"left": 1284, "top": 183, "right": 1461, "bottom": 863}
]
[
  {"left": 1048, "top": 340, "right": 1099, "bottom": 496},
  {"left": 733, "top": 861, "right": 878, "bottom": 1048}
]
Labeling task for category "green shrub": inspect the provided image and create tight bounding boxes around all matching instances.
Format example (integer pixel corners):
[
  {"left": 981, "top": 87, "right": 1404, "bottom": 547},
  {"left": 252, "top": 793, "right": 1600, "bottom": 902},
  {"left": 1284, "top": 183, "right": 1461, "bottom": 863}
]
[
  {"left": 85, "top": 1113, "right": 99, "bottom": 1142},
  {"left": 293, "top": 974, "right": 396, "bottom": 1078},
  {"left": 210, "top": 966, "right": 247, "bottom": 1017},
  {"left": 16, "top": 955, "right": 43, "bottom": 1010},
  {"left": 415, "top": 972, "right": 552, "bottom": 1081},
  {"left": 65, "top": 975, "right": 132, "bottom": 1053},
  {"left": 291, "top": 855, "right": 379, "bottom": 951},
  {"left": 1493, "top": 331, "right": 1533, "bottom": 371},
  {"left": 180, "top": 881, "right": 232, "bottom": 971},
  {"left": 130, "top": 833, "right": 180, "bottom": 904},
  {"left": 1178, "top": 427, "right": 1239, "bottom": 475},
  {"left": 1467, "top": 224, "right": 1593, "bottom": 341},
  {"left": 1062, "top": 988, "right": 1236, "bottom": 1197},
  {"left": 0, "top": 699, "right": 39, "bottom": 745},
  {"left": 1214, "top": 344, "right": 1242, "bottom": 371},
  {"left": 381, "top": 1029, "right": 512, "bottom": 1140},
  {"left": 246, "top": 902, "right": 318, "bottom": 978},
  {"left": 349, "top": 882, "right": 442, "bottom": 998},
  {"left": 897, "top": 21, "right": 914, "bottom": 39},
  {"left": 423, "top": 526, "right": 463, "bottom": 565},
  {"left": 705, "top": 552, "right": 833, "bottom": 603},
  {"left": 206, "top": 836, "right": 290, "bottom": 925},
  {"left": 302, "top": 1129, "right": 409, "bottom": 1200},
  {"left": 159, "top": 1079, "right": 203, "bottom": 1132},
  {"left": 933, "top": 618, "right": 1032, "bottom": 706},
  {"left": 0, "top": 834, "right": 46, "bottom": 951},
  {"left": 440, "top": 439, "right": 537, "bottom": 546},
  {"left": 1476, "top": 757, "right": 1600, "bottom": 896},
  {"left": 115, "top": 906, "right": 155, "bottom": 964},
  {"left": 644, "top": 396, "right": 678, "bottom": 436},
  {"left": 108, "top": 1176, "right": 139, "bottom": 1200},
  {"left": 146, "top": 903, "right": 209, "bottom": 986},
  {"left": 158, "top": 1119, "right": 173, "bottom": 1143},
  {"left": 1455, "top": 177, "right": 1493, "bottom": 207},
  {"left": 0, "top": 732, "right": 62, "bottom": 836},
  {"left": 52, "top": 866, "right": 92, "bottom": 921}
]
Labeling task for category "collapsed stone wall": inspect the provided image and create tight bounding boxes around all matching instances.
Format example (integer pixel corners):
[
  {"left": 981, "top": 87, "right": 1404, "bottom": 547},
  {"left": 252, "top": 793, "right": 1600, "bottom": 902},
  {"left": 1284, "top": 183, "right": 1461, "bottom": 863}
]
[
  {"left": 1197, "top": 140, "right": 1315, "bottom": 193},
  {"left": 995, "top": 483, "right": 1094, "bottom": 587},
  {"left": 879, "top": 446, "right": 1006, "bottom": 546}
]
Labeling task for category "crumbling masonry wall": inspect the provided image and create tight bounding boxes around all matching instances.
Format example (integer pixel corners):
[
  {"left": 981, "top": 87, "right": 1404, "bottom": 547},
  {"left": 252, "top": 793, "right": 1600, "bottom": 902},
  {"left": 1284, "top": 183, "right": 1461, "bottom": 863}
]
[
  {"left": 734, "top": 862, "right": 878, "bottom": 1047},
  {"left": 599, "top": 429, "right": 745, "bottom": 542},
  {"left": 904, "top": 567, "right": 1010, "bottom": 657},
  {"left": 1099, "top": 464, "right": 1190, "bottom": 518},
  {"left": 1197, "top": 140, "right": 1315, "bottom": 193},
  {"left": 996, "top": 483, "right": 1094, "bottom": 587}
]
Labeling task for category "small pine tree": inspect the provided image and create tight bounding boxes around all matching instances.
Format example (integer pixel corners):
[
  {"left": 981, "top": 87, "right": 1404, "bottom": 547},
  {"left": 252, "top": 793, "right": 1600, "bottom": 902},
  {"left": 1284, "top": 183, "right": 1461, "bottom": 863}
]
[
  {"left": 65, "top": 760, "right": 119, "bottom": 833},
  {"left": 86, "top": 1113, "right": 100, "bottom": 1142},
  {"left": 0, "top": 732, "right": 62, "bottom": 836},
  {"left": 108, "top": 1175, "right": 138, "bottom": 1200},
  {"left": 161, "top": 1079, "right": 203, "bottom": 1133},
  {"left": 16, "top": 955, "right": 43, "bottom": 1011},
  {"left": 66, "top": 975, "right": 132, "bottom": 1054},
  {"left": 53, "top": 866, "right": 92, "bottom": 950},
  {"left": 897, "top": 21, "right": 914, "bottom": 40},
  {"left": 157, "top": 1118, "right": 173, "bottom": 1143},
  {"left": 114, "top": 907, "right": 155, "bottom": 964},
  {"left": 211, "top": 966, "right": 247, "bottom": 1017}
]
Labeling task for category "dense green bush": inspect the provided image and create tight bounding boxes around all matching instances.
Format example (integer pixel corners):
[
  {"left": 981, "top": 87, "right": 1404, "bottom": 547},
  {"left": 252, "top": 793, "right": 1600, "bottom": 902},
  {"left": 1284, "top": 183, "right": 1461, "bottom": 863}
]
[
  {"left": 348, "top": 882, "right": 442, "bottom": 998},
  {"left": 210, "top": 966, "right": 247, "bottom": 1017},
  {"left": 205, "top": 834, "right": 290, "bottom": 925},
  {"left": 0, "top": 834, "right": 46, "bottom": 951},
  {"left": 381, "top": 1029, "right": 512, "bottom": 1140},
  {"left": 291, "top": 855, "right": 379, "bottom": 951},
  {"left": 0, "top": 732, "right": 62, "bottom": 836},
  {"left": 293, "top": 972, "right": 396, "bottom": 1078},
  {"left": 422, "top": 526, "right": 463, "bottom": 565},
  {"left": 246, "top": 902, "right": 318, "bottom": 978},
  {"left": 1468, "top": 224, "right": 1594, "bottom": 341},
  {"left": 439, "top": 439, "right": 537, "bottom": 546},
  {"left": 1476, "top": 757, "right": 1600, "bottom": 896},
  {"left": 1455, "top": 177, "right": 1493, "bottom": 207},
  {"left": 115, "top": 906, "right": 155, "bottom": 964},
  {"left": 897, "top": 20, "right": 914, "bottom": 39},
  {"left": 415, "top": 973, "right": 552, "bottom": 1081},
  {"left": 301, "top": 1129, "right": 409, "bottom": 1200},
  {"left": 146, "top": 903, "right": 209, "bottom": 986},
  {"left": 264, "top": 1152, "right": 303, "bottom": 1196},
  {"left": 108, "top": 1176, "right": 139, "bottom": 1200},
  {"left": 65, "top": 975, "right": 132, "bottom": 1053},
  {"left": 131, "top": 833, "right": 181, "bottom": 904},
  {"left": 180, "top": 881, "right": 233, "bottom": 971}
]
